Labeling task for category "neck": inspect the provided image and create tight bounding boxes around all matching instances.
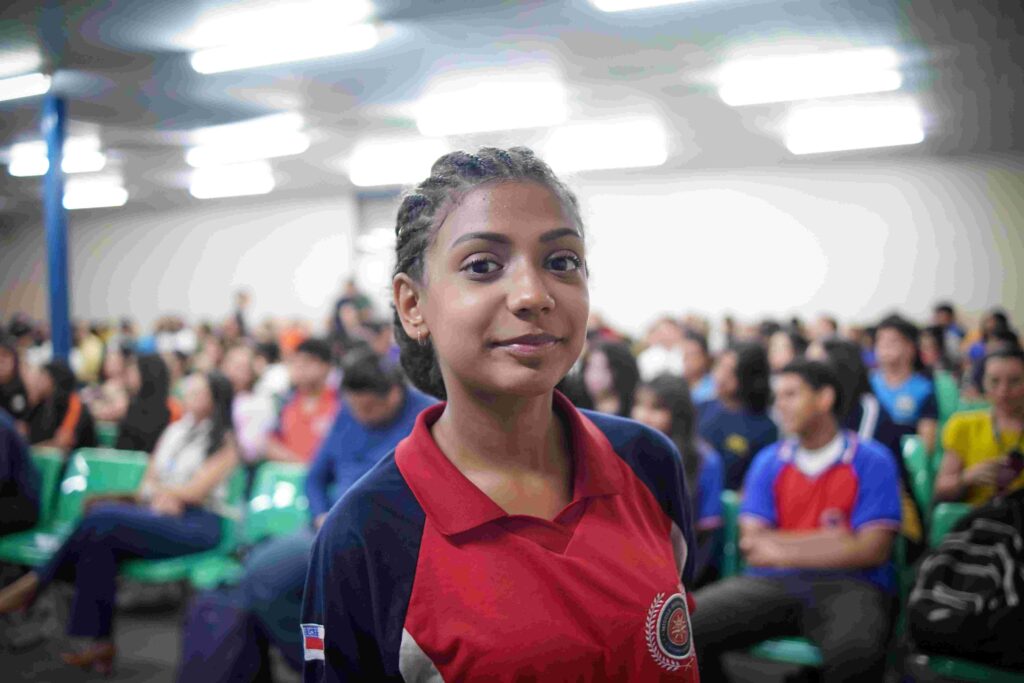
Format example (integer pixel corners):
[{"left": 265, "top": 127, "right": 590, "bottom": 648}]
[
  {"left": 881, "top": 364, "right": 912, "bottom": 384},
  {"left": 432, "top": 385, "right": 567, "bottom": 476},
  {"left": 799, "top": 416, "right": 839, "bottom": 450},
  {"left": 719, "top": 395, "right": 742, "bottom": 411},
  {"left": 994, "top": 404, "right": 1024, "bottom": 428}
]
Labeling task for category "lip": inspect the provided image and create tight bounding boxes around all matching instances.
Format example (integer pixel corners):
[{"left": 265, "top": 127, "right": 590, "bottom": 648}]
[{"left": 493, "top": 333, "right": 562, "bottom": 357}]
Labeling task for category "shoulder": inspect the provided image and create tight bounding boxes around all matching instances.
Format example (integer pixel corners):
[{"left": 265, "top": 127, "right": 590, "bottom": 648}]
[
  {"left": 748, "top": 441, "right": 785, "bottom": 473},
  {"left": 316, "top": 453, "right": 426, "bottom": 562},
  {"left": 404, "top": 387, "right": 439, "bottom": 415},
  {"left": 851, "top": 437, "right": 900, "bottom": 478},
  {"left": 945, "top": 410, "right": 987, "bottom": 430},
  {"left": 582, "top": 409, "right": 680, "bottom": 473},
  {"left": 911, "top": 373, "right": 936, "bottom": 391}
]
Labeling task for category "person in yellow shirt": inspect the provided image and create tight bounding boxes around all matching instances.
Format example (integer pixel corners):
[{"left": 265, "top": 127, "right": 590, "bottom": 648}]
[{"left": 935, "top": 348, "right": 1024, "bottom": 506}]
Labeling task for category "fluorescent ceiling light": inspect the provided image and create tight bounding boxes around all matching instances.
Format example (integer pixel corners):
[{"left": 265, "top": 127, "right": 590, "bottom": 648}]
[
  {"left": 0, "top": 48, "right": 43, "bottom": 79},
  {"left": 186, "top": 131, "right": 310, "bottom": 167},
  {"left": 541, "top": 117, "right": 668, "bottom": 172},
  {"left": 63, "top": 178, "right": 128, "bottom": 210},
  {"left": 784, "top": 101, "right": 925, "bottom": 155},
  {"left": 416, "top": 71, "right": 569, "bottom": 136},
  {"left": 590, "top": 0, "right": 700, "bottom": 11},
  {"left": 0, "top": 72, "right": 51, "bottom": 102},
  {"left": 184, "top": 0, "right": 374, "bottom": 49},
  {"left": 189, "top": 161, "right": 275, "bottom": 199},
  {"left": 718, "top": 48, "right": 901, "bottom": 106},
  {"left": 7, "top": 139, "right": 107, "bottom": 177},
  {"left": 348, "top": 137, "right": 449, "bottom": 187},
  {"left": 191, "top": 112, "right": 304, "bottom": 146},
  {"left": 191, "top": 23, "right": 379, "bottom": 74}
]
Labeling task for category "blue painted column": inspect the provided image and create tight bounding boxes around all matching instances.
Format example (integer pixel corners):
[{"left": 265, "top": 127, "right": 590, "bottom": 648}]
[{"left": 42, "top": 95, "right": 71, "bottom": 361}]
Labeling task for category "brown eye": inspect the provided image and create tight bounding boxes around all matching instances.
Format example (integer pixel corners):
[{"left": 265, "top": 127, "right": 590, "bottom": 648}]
[
  {"left": 547, "top": 253, "right": 582, "bottom": 272},
  {"left": 463, "top": 258, "right": 501, "bottom": 275}
]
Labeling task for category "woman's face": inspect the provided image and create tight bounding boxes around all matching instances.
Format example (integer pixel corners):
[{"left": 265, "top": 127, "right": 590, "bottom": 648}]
[
  {"left": 681, "top": 338, "right": 707, "bottom": 382},
  {"left": 713, "top": 350, "right": 739, "bottom": 400},
  {"left": 23, "top": 365, "right": 53, "bottom": 405},
  {"left": 183, "top": 374, "right": 214, "bottom": 419},
  {"left": 125, "top": 360, "right": 143, "bottom": 394},
  {"left": 768, "top": 332, "right": 796, "bottom": 373},
  {"left": 103, "top": 349, "right": 125, "bottom": 381},
  {"left": 983, "top": 357, "right": 1024, "bottom": 414},
  {"left": 631, "top": 387, "right": 672, "bottom": 435},
  {"left": 396, "top": 180, "right": 589, "bottom": 399}
]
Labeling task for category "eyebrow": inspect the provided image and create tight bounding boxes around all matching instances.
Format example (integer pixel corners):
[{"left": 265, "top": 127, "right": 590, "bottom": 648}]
[{"left": 450, "top": 227, "right": 582, "bottom": 248}]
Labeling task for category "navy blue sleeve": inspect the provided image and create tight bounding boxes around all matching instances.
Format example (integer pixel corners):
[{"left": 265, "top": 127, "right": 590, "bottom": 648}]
[
  {"left": 918, "top": 389, "right": 939, "bottom": 421},
  {"left": 301, "top": 456, "right": 425, "bottom": 683},
  {"left": 0, "top": 411, "right": 38, "bottom": 506}
]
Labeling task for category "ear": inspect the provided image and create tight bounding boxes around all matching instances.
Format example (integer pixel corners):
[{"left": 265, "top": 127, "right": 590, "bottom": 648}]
[
  {"left": 818, "top": 385, "right": 837, "bottom": 415},
  {"left": 393, "top": 273, "right": 427, "bottom": 340}
]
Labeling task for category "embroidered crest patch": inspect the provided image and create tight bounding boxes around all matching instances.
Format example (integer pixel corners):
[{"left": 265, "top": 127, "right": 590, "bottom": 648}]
[{"left": 645, "top": 592, "right": 693, "bottom": 671}]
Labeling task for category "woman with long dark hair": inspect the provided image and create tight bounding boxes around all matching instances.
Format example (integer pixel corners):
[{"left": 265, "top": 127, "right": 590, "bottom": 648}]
[
  {"left": 0, "top": 371, "right": 239, "bottom": 674},
  {"left": 115, "top": 354, "right": 172, "bottom": 453},
  {"left": 580, "top": 339, "right": 641, "bottom": 417},
  {"left": 698, "top": 342, "right": 777, "bottom": 489},
  {"left": 633, "top": 374, "right": 724, "bottom": 586},
  {"left": 24, "top": 360, "right": 97, "bottom": 452}
]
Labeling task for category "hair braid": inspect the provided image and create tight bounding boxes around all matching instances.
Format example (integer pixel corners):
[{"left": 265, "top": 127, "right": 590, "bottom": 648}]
[{"left": 392, "top": 146, "right": 584, "bottom": 400}]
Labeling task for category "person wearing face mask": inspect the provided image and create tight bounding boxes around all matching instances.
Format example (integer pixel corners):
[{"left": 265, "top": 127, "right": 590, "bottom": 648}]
[
  {"left": 0, "top": 371, "right": 240, "bottom": 675},
  {"left": 302, "top": 148, "right": 700, "bottom": 681}
]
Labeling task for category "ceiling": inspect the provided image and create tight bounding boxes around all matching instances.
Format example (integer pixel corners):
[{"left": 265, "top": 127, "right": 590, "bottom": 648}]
[{"left": 0, "top": 0, "right": 1021, "bottom": 218}]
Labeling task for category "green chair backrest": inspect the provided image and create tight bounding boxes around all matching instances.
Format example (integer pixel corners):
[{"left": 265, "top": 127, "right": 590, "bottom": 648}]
[
  {"left": 29, "top": 449, "right": 64, "bottom": 526},
  {"left": 216, "top": 468, "right": 249, "bottom": 552},
  {"left": 94, "top": 421, "right": 119, "bottom": 448},
  {"left": 243, "top": 462, "right": 309, "bottom": 545},
  {"left": 929, "top": 502, "right": 972, "bottom": 547},
  {"left": 933, "top": 371, "right": 960, "bottom": 427},
  {"left": 48, "top": 449, "right": 149, "bottom": 531},
  {"left": 901, "top": 435, "right": 934, "bottom": 515},
  {"left": 720, "top": 490, "right": 742, "bottom": 579}
]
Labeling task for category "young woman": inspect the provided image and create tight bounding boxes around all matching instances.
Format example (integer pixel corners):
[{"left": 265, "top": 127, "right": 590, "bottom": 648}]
[
  {"left": 870, "top": 314, "right": 939, "bottom": 453},
  {"left": 633, "top": 374, "right": 724, "bottom": 587},
  {"left": 0, "top": 335, "right": 30, "bottom": 422},
  {"left": 114, "top": 354, "right": 172, "bottom": 453},
  {"left": 581, "top": 339, "right": 641, "bottom": 417},
  {"left": 302, "top": 148, "right": 699, "bottom": 681},
  {"left": 84, "top": 342, "right": 132, "bottom": 423},
  {"left": 935, "top": 348, "right": 1024, "bottom": 506},
  {"left": 697, "top": 342, "right": 777, "bottom": 489},
  {"left": 23, "top": 361, "right": 97, "bottom": 453},
  {"left": 0, "top": 371, "right": 239, "bottom": 674}
]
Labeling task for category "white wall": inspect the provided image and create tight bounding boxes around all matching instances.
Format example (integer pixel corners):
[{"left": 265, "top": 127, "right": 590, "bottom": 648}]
[
  {"left": 359, "top": 154, "right": 1024, "bottom": 337},
  {"left": 0, "top": 193, "right": 359, "bottom": 330},
  {"left": 2, "top": 154, "right": 1022, "bottom": 336}
]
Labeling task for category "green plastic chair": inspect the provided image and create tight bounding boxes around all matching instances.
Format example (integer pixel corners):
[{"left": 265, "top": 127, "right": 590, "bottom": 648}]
[
  {"left": 0, "top": 449, "right": 148, "bottom": 566},
  {"left": 29, "top": 449, "right": 65, "bottom": 526},
  {"left": 94, "top": 421, "right": 119, "bottom": 448},
  {"left": 933, "top": 371, "right": 960, "bottom": 429},
  {"left": 189, "top": 462, "right": 310, "bottom": 590},
  {"left": 901, "top": 435, "right": 934, "bottom": 516},
  {"left": 917, "top": 502, "right": 1024, "bottom": 681},
  {"left": 121, "top": 468, "right": 247, "bottom": 584},
  {"left": 720, "top": 490, "right": 741, "bottom": 579}
]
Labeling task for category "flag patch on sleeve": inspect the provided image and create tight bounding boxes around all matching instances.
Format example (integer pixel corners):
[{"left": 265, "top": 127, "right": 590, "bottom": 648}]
[{"left": 302, "top": 623, "right": 325, "bottom": 661}]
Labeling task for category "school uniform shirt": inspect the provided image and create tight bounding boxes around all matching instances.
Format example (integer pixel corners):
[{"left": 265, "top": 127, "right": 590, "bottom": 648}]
[
  {"left": 304, "top": 387, "right": 436, "bottom": 520},
  {"left": 869, "top": 371, "right": 938, "bottom": 428},
  {"left": 697, "top": 399, "right": 778, "bottom": 490},
  {"left": 302, "top": 391, "right": 700, "bottom": 682},
  {"left": 739, "top": 432, "right": 902, "bottom": 593},
  {"left": 695, "top": 443, "right": 724, "bottom": 531},
  {"left": 690, "top": 374, "right": 716, "bottom": 404},
  {"left": 942, "top": 411, "right": 1024, "bottom": 506},
  {"left": 272, "top": 387, "right": 340, "bottom": 463}
]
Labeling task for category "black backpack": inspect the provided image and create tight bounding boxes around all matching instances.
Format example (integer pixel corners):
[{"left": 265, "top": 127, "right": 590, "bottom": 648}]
[{"left": 908, "top": 489, "right": 1024, "bottom": 670}]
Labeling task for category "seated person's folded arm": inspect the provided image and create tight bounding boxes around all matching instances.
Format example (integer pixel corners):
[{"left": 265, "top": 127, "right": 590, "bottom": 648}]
[
  {"left": 740, "top": 518, "right": 895, "bottom": 570},
  {"left": 263, "top": 435, "right": 301, "bottom": 463}
]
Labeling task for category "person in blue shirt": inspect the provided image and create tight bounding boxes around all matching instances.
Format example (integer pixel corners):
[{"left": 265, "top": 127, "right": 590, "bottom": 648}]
[
  {"left": 0, "top": 408, "right": 39, "bottom": 536},
  {"left": 870, "top": 314, "right": 939, "bottom": 453},
  {"left": 231, "top": 346, "right": 435, "bottom": 673},
  {"left": 698, "top": 342, "right": 777, "bottom": 489},
  {"left": 633, "top": 374, "right": 724, "bottom": 586},
  {"left": 682, "top": 330, "right": 716, "bottom": 403}
]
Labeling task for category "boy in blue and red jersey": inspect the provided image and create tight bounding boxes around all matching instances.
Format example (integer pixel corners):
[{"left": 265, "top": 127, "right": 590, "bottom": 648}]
[{"left": 692, "top": 359, "right": 901, "bottom": 682}]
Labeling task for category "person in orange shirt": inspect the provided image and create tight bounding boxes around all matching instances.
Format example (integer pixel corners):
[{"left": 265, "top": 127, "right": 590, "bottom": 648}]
[
  {"left": 24, "top": 361, "right": 96, "bottom": 453},
  {"left": 263, "top": 339, "right": 338, "bottom": 464}
]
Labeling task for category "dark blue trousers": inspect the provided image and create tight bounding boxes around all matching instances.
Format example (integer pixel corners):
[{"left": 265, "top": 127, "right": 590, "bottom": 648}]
[{"left": 36, "top": 503, "right": 221, "bottom": 638}]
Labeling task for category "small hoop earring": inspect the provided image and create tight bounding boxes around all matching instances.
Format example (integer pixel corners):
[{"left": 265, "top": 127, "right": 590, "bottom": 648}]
[{"left": 417, "top": 329, "right": 428, "bottom": 347}]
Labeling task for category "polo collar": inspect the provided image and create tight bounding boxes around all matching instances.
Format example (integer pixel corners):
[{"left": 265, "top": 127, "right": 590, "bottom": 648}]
[{"left": 395, "top": 391, "right": 624, "bottom": 536}]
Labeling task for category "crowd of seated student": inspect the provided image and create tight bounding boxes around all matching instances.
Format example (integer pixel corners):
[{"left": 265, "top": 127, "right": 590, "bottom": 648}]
[{"left": 0, "top": 296, "right": 1020, "bottom": 679}]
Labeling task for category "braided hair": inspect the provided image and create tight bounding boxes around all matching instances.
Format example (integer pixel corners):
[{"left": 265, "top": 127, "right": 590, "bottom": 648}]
[{"left": 392, "top": 147, "right": 584, "bottom": 400}]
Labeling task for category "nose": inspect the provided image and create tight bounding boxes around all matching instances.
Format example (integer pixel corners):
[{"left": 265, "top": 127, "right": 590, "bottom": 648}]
[{"left": 507, "top": 261, "right": 554, "bottom": 317}]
